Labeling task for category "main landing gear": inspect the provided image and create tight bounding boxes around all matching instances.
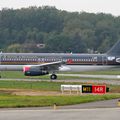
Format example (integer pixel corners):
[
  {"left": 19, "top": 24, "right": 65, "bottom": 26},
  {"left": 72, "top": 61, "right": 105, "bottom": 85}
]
[{"left": 50, "top": 74, "right": 57, "bottom": 80}]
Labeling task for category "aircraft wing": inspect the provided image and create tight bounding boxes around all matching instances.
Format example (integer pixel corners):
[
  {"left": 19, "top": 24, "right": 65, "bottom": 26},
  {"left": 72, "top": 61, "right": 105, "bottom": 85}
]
[{"left": 24, "top": 61, "right": 63, "bottom": 72}]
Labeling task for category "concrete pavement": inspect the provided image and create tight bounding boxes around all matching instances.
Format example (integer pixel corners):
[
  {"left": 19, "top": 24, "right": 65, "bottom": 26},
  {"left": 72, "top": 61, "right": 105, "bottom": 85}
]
[{"left": 0, "top": 108, "right": 120, "bottom": 120}]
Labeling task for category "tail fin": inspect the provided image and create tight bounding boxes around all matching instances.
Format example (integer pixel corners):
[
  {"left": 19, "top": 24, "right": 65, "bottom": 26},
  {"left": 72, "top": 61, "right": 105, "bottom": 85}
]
[{"left": 107, "top": 40, "right": 120, "bottom": 55}]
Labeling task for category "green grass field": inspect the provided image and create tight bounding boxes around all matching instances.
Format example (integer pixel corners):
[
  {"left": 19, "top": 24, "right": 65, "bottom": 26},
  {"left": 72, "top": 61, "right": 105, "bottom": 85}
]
[
  {"left": 0, "top": 80, "right": 119, "bottom": 93},
  {"left": 0, "top": 93, "right": 119, "bottom": 108},
  {"left": 0, "top": 81, "right": 61, "bottom": 91},
  {"left": 0, "top": 80, "right": 119, "bottom": 108},
  {"left": 0, "top": 71, "right": 78, "bottom": 79},
  {"left": 0, "top": 70, "right": 119, "bottom": 108},
  {"left": 0, "top": 69, "right": 120, "bottom": 80}
]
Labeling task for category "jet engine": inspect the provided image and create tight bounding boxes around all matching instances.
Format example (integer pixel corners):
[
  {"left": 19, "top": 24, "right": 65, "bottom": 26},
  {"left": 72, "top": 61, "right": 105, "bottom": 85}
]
[
  {"left": 23, "top": 66, "right": 49, "bottom": 76},
  {"left": 24, "top": 70, "right": 49, "bottom": 76}
]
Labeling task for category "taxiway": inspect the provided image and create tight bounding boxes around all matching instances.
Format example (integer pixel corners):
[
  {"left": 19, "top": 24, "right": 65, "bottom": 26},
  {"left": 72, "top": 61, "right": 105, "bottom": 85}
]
[{"left": 0, "top": 108, "right": 119, "bottom": 120}]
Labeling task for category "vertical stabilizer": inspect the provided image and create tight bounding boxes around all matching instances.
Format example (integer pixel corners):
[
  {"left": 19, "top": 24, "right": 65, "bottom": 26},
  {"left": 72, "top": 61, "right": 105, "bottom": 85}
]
[{"left": 107, "top": 40, "right": 120, "bottom": 55}]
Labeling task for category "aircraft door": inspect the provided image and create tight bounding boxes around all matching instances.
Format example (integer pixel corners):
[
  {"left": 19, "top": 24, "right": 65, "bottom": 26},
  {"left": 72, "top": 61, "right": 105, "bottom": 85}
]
[{"left": 102, "top": 56, "right": 107, "bottom": 65}]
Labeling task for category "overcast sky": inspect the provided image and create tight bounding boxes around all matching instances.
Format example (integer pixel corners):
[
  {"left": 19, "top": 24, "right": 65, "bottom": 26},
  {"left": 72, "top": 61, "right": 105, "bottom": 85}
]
[{"left": 0, "top": 0, "right": 120, "bottom": 16}]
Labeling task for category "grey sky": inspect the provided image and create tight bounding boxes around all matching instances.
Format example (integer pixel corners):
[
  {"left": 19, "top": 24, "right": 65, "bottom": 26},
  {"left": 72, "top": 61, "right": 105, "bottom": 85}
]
[{"left": 0, "top": 0, "right": 120, "bottom": 16}]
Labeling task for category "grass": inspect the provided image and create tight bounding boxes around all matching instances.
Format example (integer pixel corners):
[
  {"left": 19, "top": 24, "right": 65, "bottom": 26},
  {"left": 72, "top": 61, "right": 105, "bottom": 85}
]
[
  {"left": 1, "top": 71, "right": 32, "bottom": 79},
  {"left": 0, "top": 70, "right": 119, "bottom": 108},
  {"left": 0, "top": 80, "right": 119, "bottom": 93},
  {"left": 0, "top": 93, "right": 119, "bottom": 108},
  {"left": 1, "top": 70, "right": 120, "bottom": 80},
  {"left": 0, "top": 71, "right": 79, "bottom": 79},
  {"left": 0, "top": 80, "right": 62, "bottom": 91}
]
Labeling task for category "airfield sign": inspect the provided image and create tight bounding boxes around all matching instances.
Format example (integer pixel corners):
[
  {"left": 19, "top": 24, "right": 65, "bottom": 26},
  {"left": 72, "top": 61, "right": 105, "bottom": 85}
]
[
  {"left": 82, "top": 85, "right": 106, "bottom": 94},
  {"left": 92, "top": 85, "right": 106, "bottom": 94},
  {"left": 61, "top": 85, "right": 107, "bottom": 94},
  {"left": 82, "top": 85, "right": 92, "bottom": 93}
]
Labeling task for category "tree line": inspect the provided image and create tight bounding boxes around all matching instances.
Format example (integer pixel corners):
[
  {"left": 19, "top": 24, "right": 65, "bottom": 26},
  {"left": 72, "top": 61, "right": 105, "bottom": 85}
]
[{"left": 0, "top": 6, "right": 120, "bottom": 53}]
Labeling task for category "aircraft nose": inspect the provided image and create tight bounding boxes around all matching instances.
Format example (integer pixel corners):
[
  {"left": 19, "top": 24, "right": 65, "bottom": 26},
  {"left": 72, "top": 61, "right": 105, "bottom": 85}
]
[{"left": 59, "top": 65, "right": 71, "bottom": 71}]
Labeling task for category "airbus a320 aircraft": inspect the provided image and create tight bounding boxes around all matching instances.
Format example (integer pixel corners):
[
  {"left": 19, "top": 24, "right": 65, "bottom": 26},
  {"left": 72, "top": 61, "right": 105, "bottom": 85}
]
[{"left": 0, "top": 40, "right": 120, "bottom": 79}]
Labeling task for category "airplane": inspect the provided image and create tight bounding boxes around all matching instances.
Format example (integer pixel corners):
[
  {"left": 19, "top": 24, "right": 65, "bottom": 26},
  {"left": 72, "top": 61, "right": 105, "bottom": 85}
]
[{"left": 0, "top": 40, "right": 120, "bottom": 80}]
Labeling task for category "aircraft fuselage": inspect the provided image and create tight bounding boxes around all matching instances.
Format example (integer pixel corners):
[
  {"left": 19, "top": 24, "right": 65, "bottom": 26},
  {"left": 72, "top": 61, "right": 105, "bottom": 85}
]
[{"left": 0, "top": 53, "right": 120, "bottom": 71}]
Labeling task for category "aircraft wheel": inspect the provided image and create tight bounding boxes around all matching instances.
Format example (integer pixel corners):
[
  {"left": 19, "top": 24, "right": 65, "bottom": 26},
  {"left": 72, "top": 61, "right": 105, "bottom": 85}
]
[{"left": 50, "top": 74, "right": 57, "bottom": 80}]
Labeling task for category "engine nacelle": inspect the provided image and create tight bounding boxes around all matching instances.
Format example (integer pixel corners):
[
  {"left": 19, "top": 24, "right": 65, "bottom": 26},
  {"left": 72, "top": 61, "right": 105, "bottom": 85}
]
[{"left": 24, "top": 71, "right": 49, "bottom": 76}]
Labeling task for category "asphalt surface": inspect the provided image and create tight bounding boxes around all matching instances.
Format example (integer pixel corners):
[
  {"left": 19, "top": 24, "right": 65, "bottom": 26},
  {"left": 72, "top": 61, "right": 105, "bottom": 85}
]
[
  {"left": 0, "top": 108, "right": 120, "bottom": 120},
  {"left": 60, "top": 98, "right": 120, "bottom": 109},
  {"left": 58, "top": 74, "right": 120, "bottom": 79}
]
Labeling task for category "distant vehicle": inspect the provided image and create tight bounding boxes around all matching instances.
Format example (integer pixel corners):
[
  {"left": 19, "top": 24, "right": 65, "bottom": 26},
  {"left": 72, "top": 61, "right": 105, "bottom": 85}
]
[{"left": 0, "top": 40, "right": 120, "bottom": 79}]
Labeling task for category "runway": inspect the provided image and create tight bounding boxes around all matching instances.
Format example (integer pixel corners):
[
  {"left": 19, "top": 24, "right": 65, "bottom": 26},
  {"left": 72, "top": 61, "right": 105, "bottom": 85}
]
[
  {"left": 58, "top": 74, "right": 120, "bottom": 85},
  {"left": 0, "top": 108, "right": 120, "bottom": 120},
  {"left": 0, "top": 72, "right": 120, "bottom": 86},
  {"left": 58, "top": 74, "right": 120, "bottom": 79},
  {"left": 60, "top": 98, "right": 120, "bottom": 109}
]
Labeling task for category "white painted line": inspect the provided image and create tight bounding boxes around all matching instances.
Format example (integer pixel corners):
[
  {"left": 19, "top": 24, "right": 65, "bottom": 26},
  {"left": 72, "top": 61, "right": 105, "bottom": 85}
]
[{"left": 0, "top": 107, "right": 120, "bottom": 112}]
